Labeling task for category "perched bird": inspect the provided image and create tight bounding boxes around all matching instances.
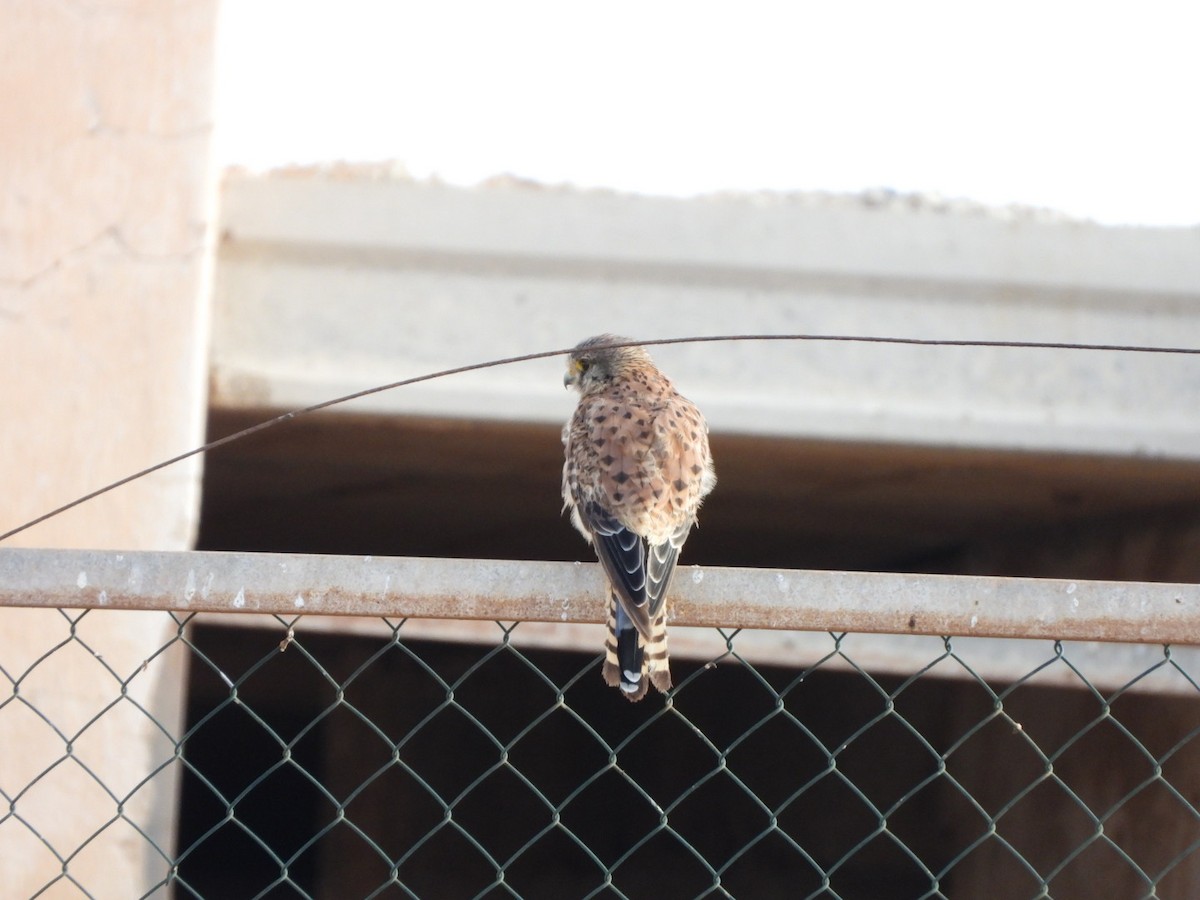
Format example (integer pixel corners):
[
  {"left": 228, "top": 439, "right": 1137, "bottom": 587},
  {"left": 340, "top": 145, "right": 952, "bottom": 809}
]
[{"left": 562, "top": 335, "right": 716, "bottom": 701}]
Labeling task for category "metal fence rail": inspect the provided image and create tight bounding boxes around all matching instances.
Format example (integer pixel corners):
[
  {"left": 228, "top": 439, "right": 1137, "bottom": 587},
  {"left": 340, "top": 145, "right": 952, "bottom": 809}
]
[
  {"left": 2, "top": 551, "right": 1199, "bottom": 898},
  {"left": 2, "top": 548, "right": 1200, "bottom": 641}
]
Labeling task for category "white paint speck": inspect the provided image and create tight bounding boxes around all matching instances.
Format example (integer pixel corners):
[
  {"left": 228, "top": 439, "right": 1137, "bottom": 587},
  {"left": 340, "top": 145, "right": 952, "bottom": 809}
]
[
  {"left": 691, "top": 568, "right": 704, "bottom": 584},
  {"left": 776, "top": 572, "right": 790, "bottom": 592},
  {"left": 201, "top": 571, "right": 215, "bottom": 599},
  {"left": 294, "top": 595, "right": 305, "bottom": 609},
  {"left": 1066, "top": 582, "right": 1077, "bottom": 595},
  {"left": 76, "top": 571, "right": 88, "bottom": 589},
  {"left": 97, "top": 590, "right": 109, "bottom": 606},
  {"left": 232, "top": 588, "right": 246, "bottom": 609},
  {"left": 184, "top": 570, "right": 197, "bottom": 602},
  {"left": 969, "top": 615, "right": 978, "bottom": 628}
]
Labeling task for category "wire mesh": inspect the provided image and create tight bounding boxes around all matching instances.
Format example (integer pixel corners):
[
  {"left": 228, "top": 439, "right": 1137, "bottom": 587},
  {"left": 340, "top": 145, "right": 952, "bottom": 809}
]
[{"left": 3, "top": 608, "right": 1200, "bottom": 899}]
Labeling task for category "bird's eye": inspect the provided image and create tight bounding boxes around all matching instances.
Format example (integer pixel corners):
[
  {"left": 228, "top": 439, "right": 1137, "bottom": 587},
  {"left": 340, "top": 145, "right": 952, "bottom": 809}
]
[{"left": 576, "top": 359, "right": 590, "bottom": 373}]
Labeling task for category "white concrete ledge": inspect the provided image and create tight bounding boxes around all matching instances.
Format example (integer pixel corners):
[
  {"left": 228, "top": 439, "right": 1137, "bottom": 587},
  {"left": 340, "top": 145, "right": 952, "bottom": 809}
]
[
  {"left": 218, "top": 175, "right": 1200, "bottom": 294},
  {"left": 2, "top": 548, "right": 1197, "bottom": 646},
  {"left": 210, "top": 174, "right": 1200, "bottom": 460}
]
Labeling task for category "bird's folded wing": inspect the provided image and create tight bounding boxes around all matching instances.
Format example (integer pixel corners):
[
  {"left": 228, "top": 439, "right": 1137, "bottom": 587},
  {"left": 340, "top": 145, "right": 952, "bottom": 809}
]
[{"left": 582, "top": 500, "right": 652, "bottom": 638}]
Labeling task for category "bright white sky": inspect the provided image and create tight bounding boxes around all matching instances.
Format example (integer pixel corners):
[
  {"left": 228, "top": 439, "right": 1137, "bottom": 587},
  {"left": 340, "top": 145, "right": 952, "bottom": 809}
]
[{"left": 214, "top": 1, "right": 1200, "bottom": 226}]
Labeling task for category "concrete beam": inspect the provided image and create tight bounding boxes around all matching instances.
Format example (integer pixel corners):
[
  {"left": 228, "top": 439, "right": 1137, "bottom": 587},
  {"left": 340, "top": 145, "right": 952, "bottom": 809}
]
[{"left": 210, "top": 172, "right": 1200, "bottom": 460}]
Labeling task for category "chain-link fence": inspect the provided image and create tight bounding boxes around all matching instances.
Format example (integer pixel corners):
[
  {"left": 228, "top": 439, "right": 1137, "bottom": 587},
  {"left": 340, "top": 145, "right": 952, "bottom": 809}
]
[{"left": 3, "top": 606, "right": 1199, "bottom": 899}]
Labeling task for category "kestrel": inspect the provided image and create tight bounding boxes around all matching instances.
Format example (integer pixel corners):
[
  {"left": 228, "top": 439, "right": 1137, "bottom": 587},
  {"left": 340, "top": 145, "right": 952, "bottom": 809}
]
[{"left": 562, "top": 335, "right": 716, "bottom": 701}]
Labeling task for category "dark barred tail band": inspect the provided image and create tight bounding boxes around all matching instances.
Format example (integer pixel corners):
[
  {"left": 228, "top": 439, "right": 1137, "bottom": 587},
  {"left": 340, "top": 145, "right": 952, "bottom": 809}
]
[{"left": 603, "top": 593, "right": 671, "bottom": 703}]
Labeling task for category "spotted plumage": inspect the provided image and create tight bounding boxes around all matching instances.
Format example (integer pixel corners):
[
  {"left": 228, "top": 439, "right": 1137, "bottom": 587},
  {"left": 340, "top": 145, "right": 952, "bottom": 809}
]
[{"left": 562, "top": 335, "right": 716, "bottom": 701}]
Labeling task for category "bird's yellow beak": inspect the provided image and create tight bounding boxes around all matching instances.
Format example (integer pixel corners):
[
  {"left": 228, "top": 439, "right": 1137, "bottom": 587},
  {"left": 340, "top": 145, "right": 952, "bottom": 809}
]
[{"left": 564, "top": 359, "right": 584, "bottom": 389}]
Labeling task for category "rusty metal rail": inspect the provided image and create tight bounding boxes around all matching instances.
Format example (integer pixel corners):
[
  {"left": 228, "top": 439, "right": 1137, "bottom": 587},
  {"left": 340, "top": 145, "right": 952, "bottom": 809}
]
[{"left": 0, "top": 548, "right": 1197, "bottom": 645}]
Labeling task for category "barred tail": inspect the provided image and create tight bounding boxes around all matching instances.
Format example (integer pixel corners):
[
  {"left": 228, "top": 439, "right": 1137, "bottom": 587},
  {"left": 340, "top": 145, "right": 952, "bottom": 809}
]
[{"left": 603, "top": 592, "right": 671, "bottom": 702}]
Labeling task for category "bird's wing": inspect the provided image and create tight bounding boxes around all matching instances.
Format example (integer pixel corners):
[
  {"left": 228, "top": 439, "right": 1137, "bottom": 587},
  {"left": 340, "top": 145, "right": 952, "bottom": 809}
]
[
  {"left": 579, "top": 500, "right": 653, "bottom": 639},
  {"left": 645, "top": 534, "right": 683, "bottom": 621}
]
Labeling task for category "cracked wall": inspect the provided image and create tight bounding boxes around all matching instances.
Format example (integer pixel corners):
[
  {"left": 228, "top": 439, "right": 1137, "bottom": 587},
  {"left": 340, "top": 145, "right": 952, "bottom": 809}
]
[{"left": 0, "top": 1, "right": 218, "bottom": 895}]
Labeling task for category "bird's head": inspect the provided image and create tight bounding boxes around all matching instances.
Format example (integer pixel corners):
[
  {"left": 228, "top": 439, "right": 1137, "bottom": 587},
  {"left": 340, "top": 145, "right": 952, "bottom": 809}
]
[{"left": 563, "top": 335, "right": 651, "bottom": 393}]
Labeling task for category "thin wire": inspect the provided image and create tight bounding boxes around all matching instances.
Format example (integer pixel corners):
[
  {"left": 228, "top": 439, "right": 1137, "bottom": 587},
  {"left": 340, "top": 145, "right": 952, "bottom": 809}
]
[{"left": 2, "top": 332, "right": 1197, "bottom": 543}]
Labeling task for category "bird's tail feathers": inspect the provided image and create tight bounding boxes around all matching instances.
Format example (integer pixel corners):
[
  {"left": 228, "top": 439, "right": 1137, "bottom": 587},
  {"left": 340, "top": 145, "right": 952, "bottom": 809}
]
[{"left": 603, "top": 593, "right": 671, "bottom": 702}]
